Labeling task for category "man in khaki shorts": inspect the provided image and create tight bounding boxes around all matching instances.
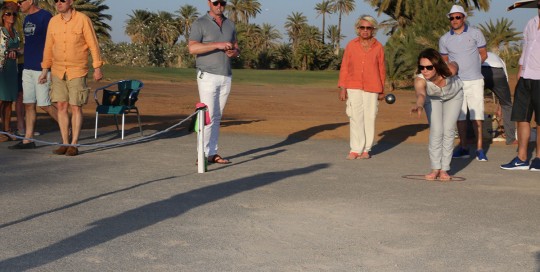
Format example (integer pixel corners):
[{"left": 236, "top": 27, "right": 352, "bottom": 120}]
[{"left": 39, "top": 0, "right": 103, "bottom": 156}]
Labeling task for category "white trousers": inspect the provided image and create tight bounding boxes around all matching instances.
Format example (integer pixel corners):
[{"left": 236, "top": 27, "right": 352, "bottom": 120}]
[
  {"left": 196, "top": 70, "right": 231, "bottom": 156},
  {"left": 346, "top": 89, "right": 379, "bottom": 153},
  {"left": 428, "top": 92, "right": 463, "bottom": 171}
]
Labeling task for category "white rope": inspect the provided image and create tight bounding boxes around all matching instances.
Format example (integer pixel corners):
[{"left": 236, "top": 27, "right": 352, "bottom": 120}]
[{"left": 0, "top": 111, "right": 198, "bottom": 148}]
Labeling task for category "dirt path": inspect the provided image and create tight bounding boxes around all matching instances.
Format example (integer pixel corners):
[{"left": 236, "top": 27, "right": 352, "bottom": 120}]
[{"left": 34, "top": 79, "right": 507, "bottom": 145}]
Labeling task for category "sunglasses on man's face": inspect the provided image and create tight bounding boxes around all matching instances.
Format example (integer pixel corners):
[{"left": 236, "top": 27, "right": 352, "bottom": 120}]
[
  {"left": 418, "top": 65, "right": 434, "bottom": 71},
  {"left": 358, "top": 26, "right": 374, "bottom": 31},
  {"left": 17, "top": 0, "right": 28, "bottom": 4},
  {"left": 54, "top": 0, "right": 67, "bottom": 3},
  {"left": 212, "top": 1, "right": 227, "bottom": 7},
  {"left": 3, "top": 12, "right": 15, "bottom": 17},
  {"left": 449, "top": 16, "right": 463, "bottom": 21}
]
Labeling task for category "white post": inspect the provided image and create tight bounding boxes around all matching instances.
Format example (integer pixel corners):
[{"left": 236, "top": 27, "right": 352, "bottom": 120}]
[{"left": 197, "top": 108, "right": 206, "bottom": 173}]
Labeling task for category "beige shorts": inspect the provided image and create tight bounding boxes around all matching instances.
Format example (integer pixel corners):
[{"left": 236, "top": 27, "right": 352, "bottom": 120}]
[
  {"left": 458, "top": 79, "right": 485, "bottom": 121},
  {"left": 51, "top": 75, "right": 90, "bottom": 106}
]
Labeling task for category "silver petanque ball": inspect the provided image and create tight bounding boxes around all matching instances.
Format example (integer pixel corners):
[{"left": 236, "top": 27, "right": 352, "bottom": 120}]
[{"left": 385, "top": 93, "right": 396, "bottom": 104}]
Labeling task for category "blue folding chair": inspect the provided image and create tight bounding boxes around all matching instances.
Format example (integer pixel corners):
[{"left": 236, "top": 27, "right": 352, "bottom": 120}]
[{"left": 94, "top": 79, "right": 143, "bottom": 139}]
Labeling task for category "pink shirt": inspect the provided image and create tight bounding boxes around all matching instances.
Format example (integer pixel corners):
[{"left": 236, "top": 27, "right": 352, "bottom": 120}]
[
  {"left": 42, "top": 10, "right": 103, "bottom": 80},
  {"left": 519, "top": 16, "right": 540, "bottom": 80},
  {"left": 338, "top": 37, "right": 386, "bottom": 93}
]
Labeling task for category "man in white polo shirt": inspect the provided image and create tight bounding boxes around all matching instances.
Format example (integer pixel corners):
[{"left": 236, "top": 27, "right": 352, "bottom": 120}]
[{"left": 439, "top": 4, "right": 488, "bottom": 161}]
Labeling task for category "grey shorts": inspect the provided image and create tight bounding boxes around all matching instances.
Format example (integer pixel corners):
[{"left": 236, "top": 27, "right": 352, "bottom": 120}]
[{"left": 22, "top": 69, "right": 52, "bottom": 107}]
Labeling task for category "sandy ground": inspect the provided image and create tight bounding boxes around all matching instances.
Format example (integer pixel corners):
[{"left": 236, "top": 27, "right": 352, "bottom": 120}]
[{"left": 32, "top": 77, "right": 513, "bottom": 145}]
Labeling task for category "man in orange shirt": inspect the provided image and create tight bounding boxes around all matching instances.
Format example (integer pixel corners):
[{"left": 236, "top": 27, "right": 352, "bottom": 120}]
[{"left": 39, "top": 0, "right": 103, "bottom": 156}]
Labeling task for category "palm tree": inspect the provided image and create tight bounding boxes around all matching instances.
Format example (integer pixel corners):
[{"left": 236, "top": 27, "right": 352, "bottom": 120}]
[
  {"left": 125, "top": 10, "right": 155, "bottom": 44},
  {"left": 236, "top": 23, "right": 262, "bottom": 67},
  {"left": 383, "top": 0, "right": 453, "bottom": 88},
  {"left": 151, "top": 11, "right": 180, "bottom": 46},
  {"left": 368, "top": 0, "right": 491, "bottom": 36},
  {"left": 239, "top": 0, "right": 261, "bottom": 24},
  {"left": 176, "top": 5, "right": 200, "bottom": 44},
  {"left": 284, "top": 12, "right": 308, "bottom": 51},
  {"left": 225, "top": 0, "right": 241, "bottom": 22},
  {"left": 478, "top": 18, "right": 521, "bottom": 54},
  {"left": 225, "top": 0, "right": 261, "bottom": 24},
  {"left": 258, "top": 23, "right": 282, "bottom": 51},
  {"left": 273, "top": 44, "right": 293, "bottom": 69},
  {"left": 498, "top": 44, "right": 521, "bottom": 70},
  {"left": 330, "top": 0, "right": 355, "bottom": 54},
  {"left": 370, "top": 0, "right": 490, "bottom": 15},
  {"left": 238, "top": 23, "right": 262, "bottom": 50},
  {"left": 315, "top": 0, "right": 333, "bottom": 44},
  {"left": 449, "top": 0, "right": 489, "bottom": 11},
  {"left": 40, "top": 0, "right": 112, "bottom": 41},
  {"left": 326, "top": 24, "right": 344, "bottom": 52},
  {"left": 298, "top": 26, "right": 323, "bottom": 70}
]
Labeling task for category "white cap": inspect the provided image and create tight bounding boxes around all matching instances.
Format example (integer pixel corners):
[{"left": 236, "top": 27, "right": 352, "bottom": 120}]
[{"left": 447, "top": 5, "right": 466, "bottom": 17}]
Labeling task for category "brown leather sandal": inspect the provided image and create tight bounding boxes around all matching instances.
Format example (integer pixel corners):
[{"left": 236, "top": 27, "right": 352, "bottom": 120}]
[{"left": 208, "top": 154, "right": 231, "bottom": 164}]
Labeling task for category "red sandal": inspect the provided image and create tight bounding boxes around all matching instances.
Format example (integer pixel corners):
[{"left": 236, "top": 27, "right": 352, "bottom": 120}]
[
  {"left": 424, "top": 170, "right": 439, "bottom": 181},
  {"left": 438, "top": 171, "right": 452, "bottom": 181}
]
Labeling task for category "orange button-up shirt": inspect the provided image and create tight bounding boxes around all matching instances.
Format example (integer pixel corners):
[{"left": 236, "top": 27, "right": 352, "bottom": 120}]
[
  {"left": 338, "top": 37, "right": 386, "bottom": 93},
  {"left": 41, "top": 10, "right": 103, "bottom": 80}
]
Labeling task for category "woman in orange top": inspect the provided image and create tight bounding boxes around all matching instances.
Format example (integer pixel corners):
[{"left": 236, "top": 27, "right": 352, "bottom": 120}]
[{"left": 338, "top": 15, "right": 386, "bottom": 160}]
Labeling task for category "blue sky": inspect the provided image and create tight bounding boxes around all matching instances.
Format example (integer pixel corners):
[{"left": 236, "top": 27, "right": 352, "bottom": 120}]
[{"left": 105, "top": 0, "right": 538, "bottom": 45}]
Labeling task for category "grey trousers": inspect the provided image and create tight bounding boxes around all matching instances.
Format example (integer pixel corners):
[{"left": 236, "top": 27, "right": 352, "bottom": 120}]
[
  {"left": 482, "top": 67, "right": 517, "bottom": 143},
  {"left": 428, "top": 92, "right": 464, "bottom": 171}
]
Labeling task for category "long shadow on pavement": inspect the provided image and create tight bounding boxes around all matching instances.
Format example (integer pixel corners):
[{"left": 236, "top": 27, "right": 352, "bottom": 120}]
[
  {"left": 536, "top": 251, "right": 540, "bottom": 272},
  {"left": 372, "top": 124, "right": 429, "bottom": 155},
  {"left": 0, "top": 163, "right": 329, "bottom": 271},
  {"left": 0, "top": 175, "right": 182, "bottom": 230},
  {"left": 228, "top": 122, "right": 348, "bottom": 161}
]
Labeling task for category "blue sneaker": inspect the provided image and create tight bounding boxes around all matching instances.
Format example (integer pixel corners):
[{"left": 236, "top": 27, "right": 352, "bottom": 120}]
[
  {"left": 500, "top": 157, "right": 530, "bottom": 170},
  {"left": 476, "top": 149, "right": 488, "bottom": 161},
  {"left": 452, "top": 147, "right": 470, "bottom": 159},
  {"left": 529, "top": 158, "right": 540, "bottom": 172}
]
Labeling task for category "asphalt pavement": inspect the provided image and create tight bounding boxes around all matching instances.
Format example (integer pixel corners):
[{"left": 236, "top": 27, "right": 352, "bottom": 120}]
[{"left": 1, "top": 127, "right": 539, "bottom": 271}]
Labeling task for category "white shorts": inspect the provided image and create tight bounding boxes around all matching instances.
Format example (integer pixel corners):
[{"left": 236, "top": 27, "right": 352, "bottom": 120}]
[
  {"left": 22, "top": 69, "right": 52, "bottom": 107},
  {"left": 458, "top": 78, "right": 485, "bottom": 121}
]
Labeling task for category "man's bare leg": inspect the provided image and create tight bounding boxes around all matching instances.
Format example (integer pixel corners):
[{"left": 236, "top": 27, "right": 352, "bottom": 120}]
[
  {"left": 516, "top": 121, "right": 531, "bottom": 161},
  {"left": 70, "top": 104, "right": 83, "bottom": 144},
  {"left": 473, "top": 120, "right": 483, "bottom": 150},
  {"left": 56, "top": 101, "right": 70, "bottom": 144},
  {"left": 23, "top": 103, "right": 36, "bottom": 144}
]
